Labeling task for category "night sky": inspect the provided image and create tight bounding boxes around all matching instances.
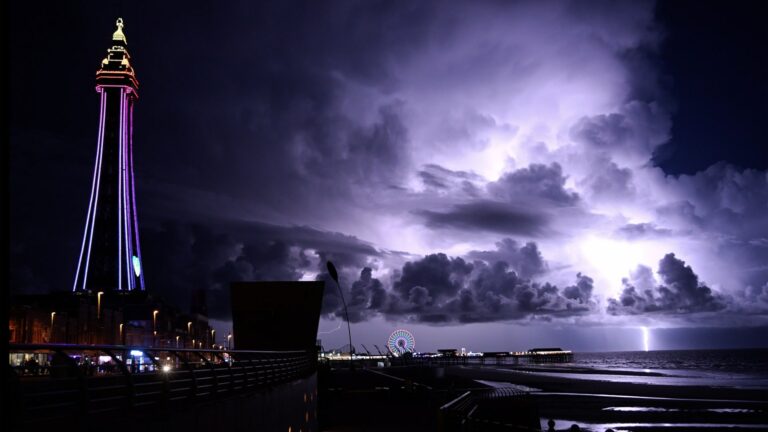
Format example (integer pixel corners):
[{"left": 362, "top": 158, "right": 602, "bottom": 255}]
[{"left": 9, "top": 1, "right": 768, "bottom": 352}]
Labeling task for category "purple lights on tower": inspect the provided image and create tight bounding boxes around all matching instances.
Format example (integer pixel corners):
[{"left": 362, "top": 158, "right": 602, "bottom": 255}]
[{"left": 73, "top": 18, "right": 145, "bottom": 292}]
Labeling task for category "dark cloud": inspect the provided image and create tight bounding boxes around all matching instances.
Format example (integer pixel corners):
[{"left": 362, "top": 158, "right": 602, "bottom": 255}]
[
  {"left": 313, "top": 246, "right": 596, "bottom": 324},
  {"left": 615, "top": 223, "right": 673, "bottom": 240},
  {"left": 659, "top": 163, "right": 768, "bottom": 238},
  {"left": 419, "top": 170, "right": 449, "bottom": 190},
  {"left": 223, "top": 219, "right": 382, "bottom": 269},
  {"left": 139, "top": 219, "right": 383, "bottom": 320},
  {"left": 738, "top": 282, "right": 768, "bottom": 309},
  {"left": 569, "top": 101, "right": 670, "bottom": 159},
  {"left": 571, "top": 112, "right": 633, "bottom": 150},
  {"left": 418, "top": 164, "right": 485, "bottom": 195},
  {"left": 608, "top": 253, "right": 728, "bottom": 315},
  {"left": 383, "top": 258, "right": 595, "bottom": 323},
  {"left": 466, "top": 238, "right": 547, "bottom": 279},
  {"left": 318, "top": 267, "right": 388, "bottom": 323},
  {"left": 562, "top": 273, "right": 595, "bottom": 304},
  {"left": 488, "top": 163, "right": 579, "bottom": 206},
  {"left": 393, "top": 253, "right": 473, "bottom": 301},
  {"left": 337, "top": 255, "right": 594, "bottom": 324},
  {"left": 655, "top": 163, "right": 768, "bottom": 294},
  {"left": 415, "top": 200, "right": 549, "bottom": 236},
  {"left": 579, "top": 159, "right": 636, "bottom": 201}
]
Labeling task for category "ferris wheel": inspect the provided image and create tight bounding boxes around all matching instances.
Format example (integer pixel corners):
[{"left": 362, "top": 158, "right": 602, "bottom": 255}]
[{"left": 387, "top": 329, "right": 415, "bottom": 356}]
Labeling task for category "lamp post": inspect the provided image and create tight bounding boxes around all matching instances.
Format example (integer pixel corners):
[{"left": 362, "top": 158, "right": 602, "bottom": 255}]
[
  {"left": 153, "top": 310, "right": 159, "bottom": 333},
  {"left": 152, "top": 310, "right": 159, "bottom": 347},
  {"left": 210, "top": 328, "right": 215, "bottom": 345},
  {"left": 50, "top": 312, "right": 56, "bottom": 342},
  {"left": 97, "top": 291, "right": 104, "bottom": 320},
  {"left": 326, "top": 261, "right": 354, "bottom": 369},
  {"left": 119, "top": 323, "right": 124, "bottom": 344},
  {"left": 187, "top": 321, "right": 193, "bottom": 348},
  {"left": 176, "top": 335, "right": 180, "bottom": 348},
  {"left": 227, "top": 333, "right": 232, "bottom": 350}
]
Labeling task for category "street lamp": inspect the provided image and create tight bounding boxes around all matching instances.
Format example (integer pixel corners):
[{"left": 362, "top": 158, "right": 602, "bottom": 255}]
[
  {"left": 119, "top": 323, "right": 124, "bottom": 344},
  {"left": 326, "top": 261, "right": 354, "bottom": 362},
  {"left": 97, "top": 291, "right": 104, "bottom": 319},
  {"left": 152, "top": 310, "right": 160, "bottom": 347},
  {"left": 175, "top": 335, "right": 180, "bottom": 348},
  {"left": 211, "top": 328, "right": 215, "bottom": 343},
  {"left": 187, "top": 321, "right": 193, "bottom": 348},
  {"left": 227, "top": 332, "right": 232, "bottom": 350},
  {"left": 153, "top": 310, "right": 159, "bottom": 333},
  {"left": 50, "top": 312, "right": 56, "bottom": 342}
]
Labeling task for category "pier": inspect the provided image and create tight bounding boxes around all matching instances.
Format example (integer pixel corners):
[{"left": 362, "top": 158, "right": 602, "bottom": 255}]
[{"left": 322, "top": 347, "right": 573, "bottom": 367}]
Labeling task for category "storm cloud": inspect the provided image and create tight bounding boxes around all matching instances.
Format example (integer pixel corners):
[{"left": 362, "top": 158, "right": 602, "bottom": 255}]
[
  {"left": 379, "top": 255, "right": 596, "bottom": 323},
  {"left": 416, "top": 201, "right": 549, "bottom": 237},
  {"left": 317, "top": 241, "right": 596, "bottom": 324},
  {"left": 607, "top": 253, "right": 728, "bottom": 315},
  {"left": 9, "top": 0, "right": 768, "bottom": 349}
]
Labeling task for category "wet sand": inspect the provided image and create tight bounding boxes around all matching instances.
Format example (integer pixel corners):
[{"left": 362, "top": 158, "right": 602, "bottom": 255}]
[{"left": 448, "top": 365, "right": 768, "bottom": 431}]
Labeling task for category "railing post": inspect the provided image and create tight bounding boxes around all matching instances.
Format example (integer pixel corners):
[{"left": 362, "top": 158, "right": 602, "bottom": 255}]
[
  {"left": 143, "top": 349, "right": 171, "bottom": 411},
  {"left": 193, "top": 351, "right": 219, "bottom": 397},
  {"left": 103, "top": 348, "right": 136, "bottom": 414}
]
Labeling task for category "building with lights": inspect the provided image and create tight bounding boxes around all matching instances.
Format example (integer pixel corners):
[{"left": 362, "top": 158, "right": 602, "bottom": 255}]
[{"left": 9, "top": 19, "right": 215, "bottom": 349}]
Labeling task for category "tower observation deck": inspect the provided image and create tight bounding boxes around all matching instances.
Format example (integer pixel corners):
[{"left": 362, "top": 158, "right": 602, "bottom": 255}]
[{"left": 73, "top": 18, "right": 145, "bottom": 292}]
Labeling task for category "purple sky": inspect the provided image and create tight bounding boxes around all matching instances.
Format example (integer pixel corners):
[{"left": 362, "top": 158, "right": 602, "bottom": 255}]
[{"left": 9, "top": 1, "right": 768, "bottom": 352}]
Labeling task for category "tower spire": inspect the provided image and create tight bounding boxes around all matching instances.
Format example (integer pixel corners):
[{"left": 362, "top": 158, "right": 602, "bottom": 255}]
[
  {"left": 72, "top": 18, "right": 145, "bottom": 292},
  {"left": 96, "top": 17, "right": 138, "bottom": 92},
  {"left": 112, "top": 18, "right": 127, "bottom": 44}
]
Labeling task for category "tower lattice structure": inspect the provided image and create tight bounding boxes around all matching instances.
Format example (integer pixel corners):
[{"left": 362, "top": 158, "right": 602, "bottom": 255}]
[{"left": 73, "top": 18, "right": 145, "bottom": 292}]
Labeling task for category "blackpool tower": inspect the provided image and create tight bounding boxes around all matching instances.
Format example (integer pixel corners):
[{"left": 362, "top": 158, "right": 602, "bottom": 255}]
[{"left": 73, "top": 18, "right": 145, "bottom": 292}]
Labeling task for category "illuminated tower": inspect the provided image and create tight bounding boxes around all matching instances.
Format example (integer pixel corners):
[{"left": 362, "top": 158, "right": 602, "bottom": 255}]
[{"left": 73, "top": 18, "right": 145, "bottom": 292}]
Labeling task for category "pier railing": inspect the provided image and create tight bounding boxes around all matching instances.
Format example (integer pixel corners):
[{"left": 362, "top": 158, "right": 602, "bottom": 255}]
[
  {"left": 7, "top": 343, "right": 317, "bottom": 428},
  {"left": 439, "top": 387, "right": 542, "bottom": 431}
]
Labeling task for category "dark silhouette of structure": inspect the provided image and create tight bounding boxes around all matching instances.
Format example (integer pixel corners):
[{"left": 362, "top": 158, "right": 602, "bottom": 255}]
[{"left": 230, "top": 281, "right": 324, "bottom": 351}]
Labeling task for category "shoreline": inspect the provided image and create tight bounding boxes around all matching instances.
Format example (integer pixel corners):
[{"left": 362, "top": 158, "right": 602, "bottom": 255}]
[
  {"left": 446, "top": 365, "right": 768, "bottom": 431},
  {"left": 449, "top": 365, "right": 768, "bottom": 401}
]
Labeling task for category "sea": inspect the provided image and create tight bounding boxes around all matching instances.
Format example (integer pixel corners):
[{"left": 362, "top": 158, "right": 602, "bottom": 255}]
[
  {"left": 472, "top": 348, "right": 768, "bottom": 390},
  {"left": 513, "top": 349, "right": 768, "bottom": 431},
  {"left": 573, "top": 349, "right": 768, "bottom": 375}
]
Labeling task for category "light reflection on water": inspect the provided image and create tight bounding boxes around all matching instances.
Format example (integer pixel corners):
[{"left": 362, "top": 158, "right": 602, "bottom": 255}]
[
  {"left": 572, "top": 349, "right": 768, "bottom": 375},
  {"left": 526, "top": 370, "right": 768, "bottom": 388},
  {"left": 602, "top": 406, "right": 758, "bottom": 413},
  {"left": 540, "top": 418, "right": 768, "bottom": 431},
  {"left": 603, "top": 406, "right": 668, "bottom": 412}
]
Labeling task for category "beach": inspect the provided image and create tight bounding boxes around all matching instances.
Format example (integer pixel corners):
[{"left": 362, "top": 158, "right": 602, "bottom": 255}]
[{"left": 449, "top": 364, "right": 768, "bottom": 431}]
